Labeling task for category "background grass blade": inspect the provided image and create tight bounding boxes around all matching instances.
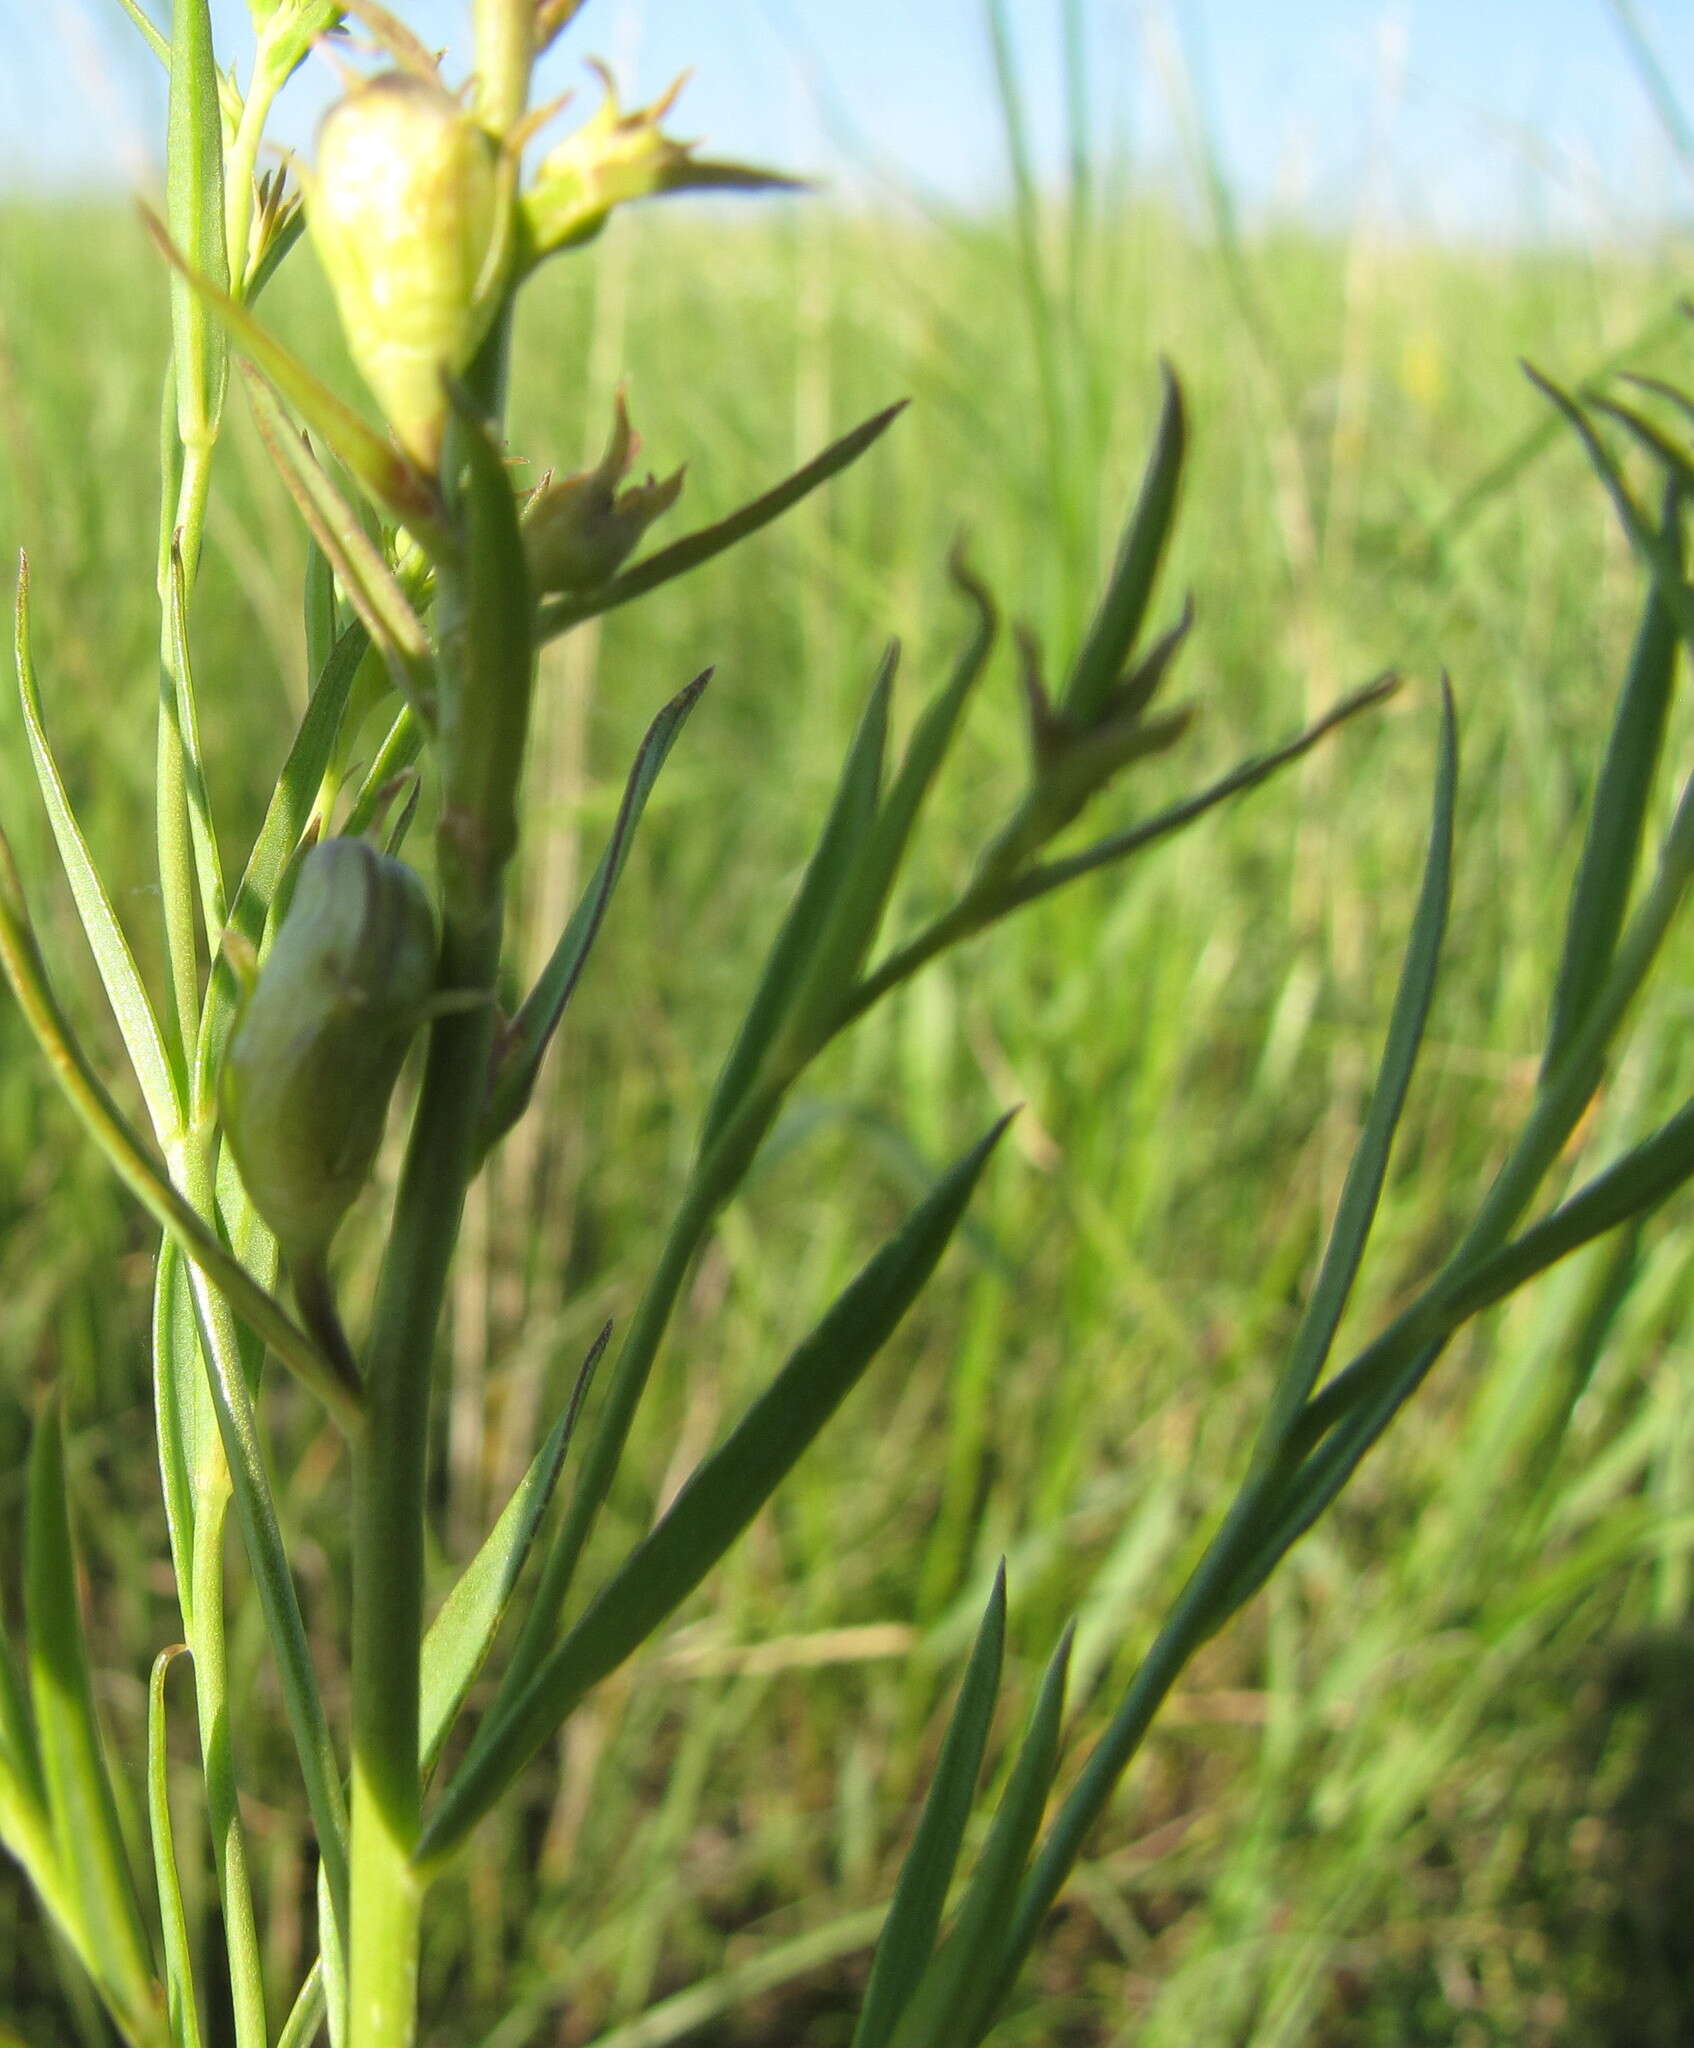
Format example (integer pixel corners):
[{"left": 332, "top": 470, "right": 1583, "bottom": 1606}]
[
  {"left": 14, "top": 557, "right": 180, "bottom": 1140},
  {"left": 422, "top": 1115, "right": 1012, "bottom": 1864},
  {"left": 144, "top": 1650, "right": 204, "bottom": 2048},
  {"left": 849, "top": 1564, "right": 1007, "bottom": 2048}
]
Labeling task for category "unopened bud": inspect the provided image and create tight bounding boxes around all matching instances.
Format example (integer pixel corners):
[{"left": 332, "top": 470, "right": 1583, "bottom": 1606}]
[
  {"left": 220, "top": 839, "right": 437, "bottom": 1260},
  {"left": 309, "top": 72, "right": 501, "bottom": 470},
  {"left": 522, "top": 394, "right": 683, "bottom": 593}
]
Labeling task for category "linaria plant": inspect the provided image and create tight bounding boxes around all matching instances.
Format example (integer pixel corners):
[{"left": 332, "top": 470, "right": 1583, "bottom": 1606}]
[{"left": 8, "top": 3, "right": 1694, "bottom": 2045}]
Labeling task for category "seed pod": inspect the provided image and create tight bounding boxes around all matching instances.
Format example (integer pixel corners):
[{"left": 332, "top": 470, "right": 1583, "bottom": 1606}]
[
  {"left": 308, "top": 72, "right": 500, "bottom": 471},
  {"left": 220, "top": 839, "right": 437, "bottom": 1262},
  {"left": 522, "top": 393, "right": 683, "bottom": 594}
]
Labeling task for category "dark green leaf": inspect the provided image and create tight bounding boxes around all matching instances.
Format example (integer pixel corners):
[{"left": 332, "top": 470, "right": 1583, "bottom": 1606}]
[
  {"left": 850, "top": 1567, "right": 1007, "bottom": 2048},
  {"left": 697, "top": 653, "right": 894, "bottom": 1161},
  {"left": 1255, "top": 681, "right": 1455, "bottom": 1454},
  {"left": 1544, "top": 484, "right": 1682, "bottom": 1071},
  {"left": 537, "top": 403, "right": 908, "bottom": 642},
  {"left": 418, "top": 1323, "right": 610, "bottom": 1774},
  {"left": 27, "top": 1402, "right": 160, "bottom": 2039},
  {"left": 146, "top": 1650, "right": 205, "bottom": 2048},
  {"left": 481, "top": 674, "right": 710, "bottom": 1152},
  {"left": 421, "top": 1114, "right": 1012, "bottom": 1864},
  {"left": 886, "top": 1626, "right": 1073, "bottom": 2048},
  {"left": 1061, "top": 367, "right": 1184, "bottom": 725}
]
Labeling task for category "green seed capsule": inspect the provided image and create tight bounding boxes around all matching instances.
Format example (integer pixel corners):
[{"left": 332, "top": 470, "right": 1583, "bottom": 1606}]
[
  {"left": 309, "top": 72, "right": 500, "bottom": 471},
  {"left": 220, "top": 839, "right": 437, "bottom": 1261}
]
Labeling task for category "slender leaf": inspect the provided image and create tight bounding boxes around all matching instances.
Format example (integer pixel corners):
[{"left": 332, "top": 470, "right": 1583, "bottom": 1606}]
[
  {"left": 697, "top": 654, "right": 893, "bottom": 1159},
  {"left": 1255, "top": 680, "right": 1455, "bottom": 1454},
  {"left": 242, "top": 368, "right": 432, "bottom": 691},
  {"left": 27, "top": 1402, "right": 160, "bottom": 2042},
  {"left": 537, "top": 402, "right": 908, "bottom": 642},
  {"left": 482, "top": 674, "right": 710, "bottom": 1150},
  {"left": 14, "top": 557, "right": 180, "bottom": 1140},
  {"left": 165, "top": 543, "right": 228, "bottom": 945},
  {"left": 276, "top": 1964, "right": 325, "bottom": 2048},
  {"left": 0, "top": 1619, "right": 40, "bottom": 1807},
  {"left": 1061, "top": 367, "right": 1185, "bottom": 725},
  {"left": 418, "top": 1323, "right": 610, "bottom": 1773},
  {"left": 141, "top": 209, "right": 447, "bottom": 545},
  {"left": 150, "top": 1242, "right": 208, "bottom": 1623},
  {"left": 0, "top": 830, "right": 362, "bottom": 1427},
  {"left": 116, "top": 0, "right": 169, "bottom": 66},
  {"left": 146, "top": 1650, "right": 205, "bottom": 2048},
  {"left": 841, "top": 675, "right": 1397, "bottom": 1031},
  {"left": 782, "top": 564, "right": 998, "bottom": 1062},
  {"left": 885, "top": 1626, "right": 1074, "bottom": 2048},
  {"left": 422, "top": 1113, "right": 1012, "bottom": 1863},
  {"left": 1544, "top": 484, "right": 1682, "bottom": 1071},
  {"left": 850, "top": 1567, "right": 1008, "bottom": 2048}
]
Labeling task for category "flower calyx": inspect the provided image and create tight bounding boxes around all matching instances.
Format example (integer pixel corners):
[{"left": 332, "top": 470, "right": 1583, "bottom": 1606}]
[
  {"left": 521, "top": 392, "right": 684, "bottom": 595},
  {"left": 518, "top": 64, "right": 801, "bottom": 269}
]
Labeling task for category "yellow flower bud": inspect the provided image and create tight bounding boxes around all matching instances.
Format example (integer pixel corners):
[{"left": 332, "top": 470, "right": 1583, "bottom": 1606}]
[
  {"left": 220, "top": 839, "right": 437, "bottom": 1260},
  {"left": 308, "top": 72, "right": 501, "bottom": 471}
]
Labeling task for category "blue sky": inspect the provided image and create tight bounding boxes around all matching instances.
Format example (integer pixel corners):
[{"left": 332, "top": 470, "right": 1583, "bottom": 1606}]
[{"left": 5, "top": 1, "right": 1693, "bottom": 238}]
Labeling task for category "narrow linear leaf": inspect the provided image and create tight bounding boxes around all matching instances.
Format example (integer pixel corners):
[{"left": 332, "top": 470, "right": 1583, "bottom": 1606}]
[
  {"left": 538, "top": 402, "right": 909, "bottom": 641},
  {"left": 1524, "top": 368, "right": 1694, "bottom": 657},
  {"left": 27, "top": 1402, "right": 160, "bottom": 2040},
  {"left": 842, "top": 676, "right": 1396, "bottom": 1032},
  {"left": 850, "top": 1566, "right": 1008, "bottom": 2048},
  {"left": 165, "top": 543, "right": 228, "bottom": 944},
  {"left": 1544, "top": 482, "right": 1682, "bottom": 1071},
  {"left": 146, "top": 1650, "right": 205, "bottom": 2048},
  {"left": 242, "top": 368, "right": 432, "bottom": 688},
  {"left": 140, "top": 209, "right": 447, "bottom": 545},
  {"left": 698, "top": 654, "right": 894, "bottom": 1158},
  {"left": 1003, "top": 675, "right": 1398, "bottom": 914},
  {"left": 784, "top": 564, "right": 998, "bottom": 1060},
  {"left": 340, "top": 703, "right": 425, "bottom": 843},
  {"left": 150, "top": 1242, "right": 208, "bottom": 1625},
  {"left": 15, "top": 557, "right": 180, "bottom": 1140},
  {"left": 276, "top": 1964, "right": 325, "bottom": 2048},
  {"left": 1062, "top": 366, "right": 1185, "bottom": 725},
  {"left": 418, "top": 1322, "right": 611, "bottom": 1774},
  {"left": 1255, "top": 681, "right": 1455, "bottom": 1454},
  {"left": 422, "top": 1113, "right": 1013, "bottom": 1864},
  {"left": 886, "top": 1626, "right": 1074, "bottom": 2048},
  {"left": 481, "top": 674, "right": 710, "bottom": 1151},
  {"left": 0, "top": 1616, "right": 40, "bottom": 1808},
  {"left": 116, "top": 0, "right": 169, "bottom": 66},
  {"left": 0, "top": 831, "right": 362, "bottom": 1427}
]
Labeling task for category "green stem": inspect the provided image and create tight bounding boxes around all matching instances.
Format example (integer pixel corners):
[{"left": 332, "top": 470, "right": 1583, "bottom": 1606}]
[
  {"left": 347, "top": 317, "right": 521, "bottom": 2048},
  {"left": 472, "top": 0, "right": 534, "bottom": 134},
  {"left": 348, "top": 924, "right": 501, "bottom": 2048},
  {"left": 186, "top": 1492, "right": 268, "bottom": 2048}
]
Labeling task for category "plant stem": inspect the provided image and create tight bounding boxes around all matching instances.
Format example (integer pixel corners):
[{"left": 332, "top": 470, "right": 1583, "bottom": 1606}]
[{"left": 348, "top": 921, "right": 501, "bottom": 2048}]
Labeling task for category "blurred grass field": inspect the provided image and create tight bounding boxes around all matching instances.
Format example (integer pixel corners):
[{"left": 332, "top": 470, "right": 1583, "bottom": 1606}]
[{"left": 5, "top": 76, "right": 1694, "bottom": 2045}]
